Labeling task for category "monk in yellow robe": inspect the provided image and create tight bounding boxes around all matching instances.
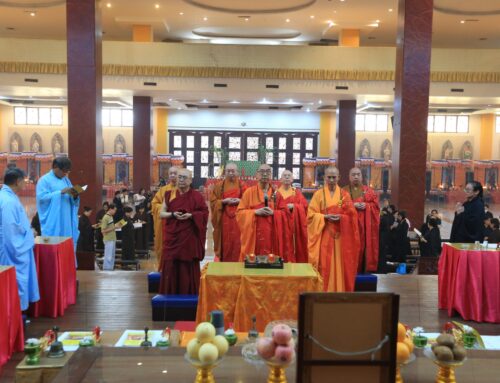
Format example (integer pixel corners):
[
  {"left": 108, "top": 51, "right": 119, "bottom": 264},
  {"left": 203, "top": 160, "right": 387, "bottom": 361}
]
[
  {"left": 236, "top": 164, "right": 282, "bottom": 260},
  {"left": 152, "top": 166, "right": 177, "bottom": 270},
  {"left": 209, "top": 163, "right": 247, "bottom": 262},
  {"left": 308, "top": 167, "right": 360, "bottom": 292}
]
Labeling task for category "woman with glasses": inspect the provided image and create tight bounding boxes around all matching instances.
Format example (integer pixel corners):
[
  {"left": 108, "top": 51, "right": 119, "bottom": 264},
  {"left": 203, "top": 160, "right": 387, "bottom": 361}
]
[{"left": 450, "top": 181, "right": 485, "bottom": 243}]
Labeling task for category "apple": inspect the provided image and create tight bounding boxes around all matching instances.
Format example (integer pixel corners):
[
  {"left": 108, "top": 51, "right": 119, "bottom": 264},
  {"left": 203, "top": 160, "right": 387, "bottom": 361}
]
[
  {"left": 272, "top": 324, "right": 292, "bottom": 345},
  {"left": 256, "top": 337, "right": 276, "bottom": 360},
  {"left": 275, "top": 344, "right": 294, "bottom": 364}
]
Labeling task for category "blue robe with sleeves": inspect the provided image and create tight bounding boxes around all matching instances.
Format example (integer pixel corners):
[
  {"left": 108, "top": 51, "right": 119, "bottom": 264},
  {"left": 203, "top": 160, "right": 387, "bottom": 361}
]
[
  {"left": 36, "top": 170, "right": 80, "bottom": 251},
  {"left": 0, "top": 185, "right": 40, "bottom": 311}
]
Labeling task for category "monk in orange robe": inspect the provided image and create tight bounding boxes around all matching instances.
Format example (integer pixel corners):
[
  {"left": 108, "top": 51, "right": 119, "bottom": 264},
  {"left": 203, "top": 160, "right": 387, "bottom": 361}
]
[
  {"left": 159, "top": 168, "right": 208, "bottom": 294},
  {"left": 342, "top": 167, "right": 380, "bottom": 272},
  {"left": 236, "top": 164, "right": 282, "bottom": 260},
  {"left": 152, "top": 166, "right": 177, "bottom": 270},
  {"left": 275, "top": 170, "right": 308, "bottom": 263},
  {"left": 308, "top": 167, "right": 360, "bottom": 292},
  {"left": 209, "top": 163, "right": 247, "bottom": 262}
]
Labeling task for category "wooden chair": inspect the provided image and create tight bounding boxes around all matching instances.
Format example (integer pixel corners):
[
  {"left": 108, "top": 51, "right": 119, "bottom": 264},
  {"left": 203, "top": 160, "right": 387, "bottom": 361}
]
[{"left": 297, "top": 293, "right": 399, "bottom": 383}]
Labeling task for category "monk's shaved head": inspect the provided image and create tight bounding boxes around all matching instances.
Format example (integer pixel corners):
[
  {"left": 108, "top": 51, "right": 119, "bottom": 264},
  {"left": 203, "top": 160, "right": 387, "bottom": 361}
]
[
  {"left": 324, "top": 167, "right": 339, "bottom": 189},
  {"left": 349, "top": 167, "right": 362, "bottom": 186},
  {"left": 225, "top": 163, "right": 238, "bottom": 180},
  {"left": 168, "top": 166, "right": 178, "bottom": 185}
]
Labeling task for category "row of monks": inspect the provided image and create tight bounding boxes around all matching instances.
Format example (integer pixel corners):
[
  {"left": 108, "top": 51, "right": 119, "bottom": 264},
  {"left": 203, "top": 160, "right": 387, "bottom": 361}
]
[{"left": 150, "top": 164, "right": 380, "bottom": 294}]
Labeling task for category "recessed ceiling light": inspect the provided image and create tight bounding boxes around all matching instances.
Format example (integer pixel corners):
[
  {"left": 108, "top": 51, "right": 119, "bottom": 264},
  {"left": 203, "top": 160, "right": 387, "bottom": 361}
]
[
  {"left": 460, "top": 20, "right": 465, "bottom": 24},
  {"left": 340, "top": 0, "right": 345, "bottom": 2},
  {"left": 203, "top": 16, "right": 208, "bottom": 21},
  {"left": 318, "top": 100, "right": 322, "bottom": 104},
  {"left": 245, "top": 17, "right": 249, "bottom": 22},
  {"left": 168, "top": 98, "right": 173, "bottom": 101},
  {"left": 285, "top": 18, "right": 290, "bottom": 23},
  {"left": 155, "top": 4, "right": 160, "bottom": 9},
  {"left": 327, "top": 20, "right": 336, "bottom": 27},
  {"left": 229, "top": 100, "right": 240, "bottom": 104},
  {"left": 368, "top": 23, "right": 379, "bottom": 27},
  {"left": 306, "top": 108, "right": 311, "bottom": 112},
  {"left": 388, "top": 8, "right": 393, "bottom": 12},
  {"left": 201, "top": 99, "right": 209, "bottom": 103},
  {"left": 375, "top": 19, "right": 380, "bottom": 23},
  {"left": 29, "top": 11, "right": 36, "bottom": 17},
  {"left": 106, "top": 3, "right": 111, "bottom": 8},
  {"left": 179, "top": 12, "right": 184, "bottom": 15},
  {"left": 177, "top": 107, "right": 182, "bottom": 110},
  {"left": 310, "top": 15, "right": 315, "bottom": 19}
]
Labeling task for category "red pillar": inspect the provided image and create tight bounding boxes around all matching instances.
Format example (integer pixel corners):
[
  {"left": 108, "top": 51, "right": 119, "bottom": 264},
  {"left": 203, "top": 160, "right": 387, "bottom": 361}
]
[
  {"left": 336, "top": 100, "right": 357, "bottom": 184},
  {"left": 133, "top": 96, "right": 153, "bottom": 192},
  {"left": 66, "top": 0, "right": 103, "bottom": 215},
  {"left": 392, "top": 0, "right": 433, "bottom": 226}
]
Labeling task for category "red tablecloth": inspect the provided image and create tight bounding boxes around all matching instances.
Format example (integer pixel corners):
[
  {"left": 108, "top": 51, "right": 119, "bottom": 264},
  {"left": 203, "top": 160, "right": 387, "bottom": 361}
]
[
  {"left": 29, "top": 237, "right": 77, "bottom": 318},
  {"left": 439, "top": 243, "right": 500, "bottom": 323},
  {"left": 0, "top": 266, "right": 24, "bottom": 369}
]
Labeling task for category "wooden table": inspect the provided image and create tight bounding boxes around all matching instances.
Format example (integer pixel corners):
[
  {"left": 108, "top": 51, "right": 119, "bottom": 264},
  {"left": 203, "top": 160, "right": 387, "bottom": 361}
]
[
  {"left": 49, "top": 347, "right": 500, "bottom": 383},
  {"left": 0, "top": 266, "right": 24, "bottom": 370},
  {"left": 196, "top": 262, "right": 323, "bottom": 332},
  {"left": 29, "top": 237, "right": 77, "bottom": 318},
  {"left": 439, "top": 243, "right": 500, "bottom": 323}
]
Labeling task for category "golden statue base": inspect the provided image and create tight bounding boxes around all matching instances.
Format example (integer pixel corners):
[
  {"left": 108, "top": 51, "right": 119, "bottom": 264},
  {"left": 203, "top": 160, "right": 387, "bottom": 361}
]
[
  {"left": 194, "top": 366, "right": 216, "bottom": 383},
  {"left": 267, "top": 364, "right": 287, "bottom": 383},
  {"left": 435, "top": 365, "right": 457, "bottom": 383}
]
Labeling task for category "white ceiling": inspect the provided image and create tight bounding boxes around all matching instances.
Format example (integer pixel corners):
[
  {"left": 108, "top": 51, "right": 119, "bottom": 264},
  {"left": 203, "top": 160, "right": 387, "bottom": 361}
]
[{"left": 0, "top": 0, "right": 499, "bottom": 112}]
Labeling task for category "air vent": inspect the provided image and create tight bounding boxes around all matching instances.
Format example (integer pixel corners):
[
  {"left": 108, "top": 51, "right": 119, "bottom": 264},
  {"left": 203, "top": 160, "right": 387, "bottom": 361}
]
[
  {"left": 451, "top": 88, "right": 464, "bottom": 93},
  {"left": 336, "top": 85, "right": 349, "bottom": 90},
  {"left": 436, "top": 109, "right": 447, "bottom": 113},
  {"left": 268, "top": 106, "right": 279, "bottom": 110},
  {"left": 186, "top": 104, "right": 197, "bottom": 108},
  {"left": 24, "top": 78, "right": 38, "bottom": 83},
  {"left": 266, "top": 84, "right": 279, "bottom": 89},
  {"left": 317, "top": 105, "right": 336, "bottom": 110},
  {"left": 208, "top": 105, "right": 218, "bottom": 109},
  {"left": 214, "top": 83, "right": 227, "bottom": 88},
  {"left": 309, "top": 39, "right": 338, "bottom": 46},
  {"left": 143, "top": 82, "right": 157, "bottom": 86}
]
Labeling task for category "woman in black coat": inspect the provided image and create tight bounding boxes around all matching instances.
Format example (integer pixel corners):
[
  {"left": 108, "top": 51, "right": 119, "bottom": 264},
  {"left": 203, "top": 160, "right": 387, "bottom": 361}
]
[
  {"left": 419, "top": 217, "right": 442, "bottom": 257},
  {"left": 450, "top": 181, "right": 485, "bottom": 243},
  {"left": 391, "top": 210, "right": 411, "bottom": 263}
]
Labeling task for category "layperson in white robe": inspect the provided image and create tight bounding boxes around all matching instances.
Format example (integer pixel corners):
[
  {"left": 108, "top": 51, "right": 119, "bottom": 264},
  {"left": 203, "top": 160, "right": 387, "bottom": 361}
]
[
  {"left": 0, "top": 168, "right": 40, "bottom": 310},
  {"left": 36, "top": 157, "right": 80, "bottom": 252}
]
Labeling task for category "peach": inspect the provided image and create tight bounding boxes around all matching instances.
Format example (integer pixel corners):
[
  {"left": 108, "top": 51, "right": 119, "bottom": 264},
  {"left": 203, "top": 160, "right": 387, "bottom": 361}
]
[
  {"left": 187, "top": 338, "right": 201, "bottom": 360},
  {"left": 256, "top": 337, "right": 276, "bottom": 360},
  {"left": 272, "top": 324, "right": 292, "bottom": 345},
  {"left": 212, "top": 335, "right": 229, "bottom": 357},
  {"left": 274, "top": 344, "right": 295, "bottom": 364},
  {"left": 195, "top": 322, "right": 216, "bottom": 343},
  {"left": 198, "top": 343, "right": 219, "bottom": 364}
]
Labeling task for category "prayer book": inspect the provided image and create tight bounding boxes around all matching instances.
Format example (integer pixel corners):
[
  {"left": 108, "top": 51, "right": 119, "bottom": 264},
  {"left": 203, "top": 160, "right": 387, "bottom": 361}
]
[
  {"left": 69, "top": 184, "right": 88, "bottom": 195},
  {"left": 117, "top": 218, "right": 127, "bottom": 227},
  {"left": 413, "top": 228, "right": 422, "bottom": 237}
]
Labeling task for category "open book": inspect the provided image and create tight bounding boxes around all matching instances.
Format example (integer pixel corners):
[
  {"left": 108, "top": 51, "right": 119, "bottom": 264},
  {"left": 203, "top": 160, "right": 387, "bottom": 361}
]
[
  {"left": 66, "top": 184, "right": 87, "bottom": 195},
  {"left": 413, "top": 228, "right": 422, "bottom": 238}
]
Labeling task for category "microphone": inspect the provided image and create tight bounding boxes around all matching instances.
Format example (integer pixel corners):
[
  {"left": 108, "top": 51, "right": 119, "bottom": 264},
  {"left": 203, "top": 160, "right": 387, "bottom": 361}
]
[{"left": 264, "top": 194, "right": 268, "bottom": 207}]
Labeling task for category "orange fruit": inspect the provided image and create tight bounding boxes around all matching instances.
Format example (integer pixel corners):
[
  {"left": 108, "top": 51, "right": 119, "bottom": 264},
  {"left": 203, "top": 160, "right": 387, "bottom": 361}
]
[
  {"left": 403, "top": 338, "right": 414, "bottom": 353},
  {"left": 397, "top": 323, "right": 407, "bottom": 342},
  {"left": 397, "top": 342, "right": 410, "bottom": 363}
]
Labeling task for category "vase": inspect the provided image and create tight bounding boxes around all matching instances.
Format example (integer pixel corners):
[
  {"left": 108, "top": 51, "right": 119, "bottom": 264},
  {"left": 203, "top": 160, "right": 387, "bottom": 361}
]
[{"left": 24, "top": 345, "right": 41, "bottom": 366}]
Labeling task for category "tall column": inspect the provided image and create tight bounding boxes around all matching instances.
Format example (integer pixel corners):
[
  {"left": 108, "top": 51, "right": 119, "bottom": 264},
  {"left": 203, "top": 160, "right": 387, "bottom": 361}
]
[
  {"left": 392, "top": 0, "right": 433, "bottom": 226},
  {"left": 67, "top": 0, "right": 102, "bottom": 215},
  {"left": 155, "top": 109, "right": 168, "bottom": 154},
  {"left": 479, "top": 114, "right": 494, "bottom": 160},
  {"left": 336, "top": 100, "right": 357, "bottom": 183},
  {"left": 133, "top": 96, "right": 153, "bottom": 191}
]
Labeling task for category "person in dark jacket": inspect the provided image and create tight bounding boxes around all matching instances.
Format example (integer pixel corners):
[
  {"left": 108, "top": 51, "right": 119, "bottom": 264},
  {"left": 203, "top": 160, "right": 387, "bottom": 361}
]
[
  {"left": 419, "top": 217, "right": 442, "bottom": 257},
  {"left": 391, "top": 210, "right": 411, "bottom": 263},
  {"left": 121, "top": 206, "right": 136, "bottom": 265},
  {"left": 113, "top": 190, "right": 124, "bottom": 222},
  {"left": 425, "top": 209, "right": 442, "bottom": 226},
  {"left": 487, "top": 218, "right": 500, "bottom": 244},
  {"left": 450, "top": 181, "right": 485, "bottom": 243},
  {"left": 134, "top": 204, "right": 149, "bottom": 251},
  {"left": 31, "top": 212, "right": 41, "bottom": 236},
  {"left": 484, "top": 204, "right": 494, "bottom": 220},
  {"left": 378, "top": 204, "right": 395, "bottom": 273},
  {"left": 77, "top": 206, "right": 96, "bottom": 252}
]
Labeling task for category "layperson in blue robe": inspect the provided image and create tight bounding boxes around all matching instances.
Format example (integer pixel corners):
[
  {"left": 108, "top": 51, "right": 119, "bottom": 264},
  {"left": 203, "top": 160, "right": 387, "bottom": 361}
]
[
  {"left": 0, "top": 168, "right": 40, "bottom": 311},
  {"left": 36, "top": 157, "right": 80, "bottom": 251}
]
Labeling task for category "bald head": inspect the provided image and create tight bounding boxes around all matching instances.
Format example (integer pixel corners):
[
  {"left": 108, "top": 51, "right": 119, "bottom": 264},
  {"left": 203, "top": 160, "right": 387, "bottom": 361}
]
[
  {"left": 349, "top": 167, "right": 362, "bottom": 186},
  {"left": 257, "top": 164, "right": 272, "bottom": 185},
  {"left": 324, "top": 167, "right": 340, "bottom": 189},
  {"left": 168, "top": 166, "right": 178, "bottom": 185},
  {"left": 225, "top": 163, "right": 238, "bottom": 181},
  {"left": 177, "top": 168, "right": 192, "bottom": 191},
  {"left": 280, "top": 170, "right": 293, "bottom": 187}
]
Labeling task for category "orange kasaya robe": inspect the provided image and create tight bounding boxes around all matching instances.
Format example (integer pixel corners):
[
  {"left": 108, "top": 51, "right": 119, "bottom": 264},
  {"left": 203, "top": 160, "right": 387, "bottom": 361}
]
[
  {"left": 209, "top": 178, "right": 247, "bottom": 262},
  {"left": 342, "top": 184, "right": 380, "bottom": 272},
  {"left": 151, "top": 183, "right": 176, "bottom": 271},
  {"left": 308, "top": 186, "right": 360, "bottom": 292},
  {"left": 274, "top": 186, "right": 309, "bottom": 263},
  {"left": 236, "top": 184, "right": 282, "bottom": 260}
]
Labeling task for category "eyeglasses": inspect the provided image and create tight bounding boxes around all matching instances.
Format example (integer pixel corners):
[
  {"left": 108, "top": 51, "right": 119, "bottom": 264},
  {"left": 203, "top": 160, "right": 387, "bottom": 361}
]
[{"left": 178, "top": 175, "right": 189, "bottom": 180}]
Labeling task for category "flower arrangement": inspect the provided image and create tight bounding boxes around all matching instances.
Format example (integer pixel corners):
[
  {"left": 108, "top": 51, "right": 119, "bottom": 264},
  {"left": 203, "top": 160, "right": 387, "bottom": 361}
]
[{"left": 445, "top": 322, "right": 484, "bottom": 349}]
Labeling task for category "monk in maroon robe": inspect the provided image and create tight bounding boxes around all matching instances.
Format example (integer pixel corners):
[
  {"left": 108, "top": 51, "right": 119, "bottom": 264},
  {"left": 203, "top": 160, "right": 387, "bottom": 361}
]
[
  {"left": 159, "top": 168, "right": 208, "bottom": 294},
  {"left": 274, "top": 170, "right": 308, "bottom": 262},
  {"left": 342, "top": 167, "right": 380, "bottom": 272}
]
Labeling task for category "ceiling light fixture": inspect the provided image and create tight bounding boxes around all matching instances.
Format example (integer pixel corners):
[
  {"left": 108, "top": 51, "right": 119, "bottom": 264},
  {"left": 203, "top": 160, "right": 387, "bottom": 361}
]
[
  {"left": 245, "top": 17, "right": 249, "bottom": 21},
  {"left": 203, "top": 16, "right": 208, "bottom": 21},
  {"left": 201, "top": 99, "right": 209, "bottom": 103},
  {"left": 368, "top": 23, "right": 379, "bottom": 27},
  {"left": 286, "top": 18, "right": 290, "bottom": 23},
  {"left": 375, "top": 19, "right": 380, "bottom": 23},
  {"left": 306, "top": 108, "right": 311, "bottom": 113},
  {"left": 29, "top": 11, "right": 36, "bottom": 17},
  {"left": 155, "top": 4, "right": 160, "bottom": 9},
  {"left": 460, "top": 20, "right": 465, "bottom": 24},
  {"left": 310, "top": 15, "right": 315, "bottom": 19},
  {"left": 106, "top": 3, "right": 111, "bottom": 8},
  {"left": 229, "top": 100, "right": 240, "bottom": 104},
  {"left": 388, "top": 8, "right": 393, "bottom": 12},
  {"left": 179, "top": 12, "right": 184, "bottom": 15},
  {"left": 318, "top": 100, "right": 322, "bottom": 104}
]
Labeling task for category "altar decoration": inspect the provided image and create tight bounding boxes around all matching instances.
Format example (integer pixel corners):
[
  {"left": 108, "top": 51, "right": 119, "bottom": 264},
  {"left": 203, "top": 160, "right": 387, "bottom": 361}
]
[
  {"left": 396, "top": 323, "right": 416, "bottom": 383},
  {"left": 255, "top": 324, "right": 296, "bottom": 383},
  {"left": 224, "top": 324, "right": 238, "bottom": 346},
  {"left": 24, "top": 339, "right": 41, "bottom": 365},
  {"left": 425, "top": 333, "right": 467, "bottom": 383},
  {"left": 446, "top": 322, "right": 484, "bottom": 349},
  {"left": 114, "top": 329, "right": 163, "bottom": 347},
  {"left": 244, "top": 254, "right": 284, "bottom": 269},
  {"left": 185, "top": 322, "right": 229, "bottom": 383}
]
